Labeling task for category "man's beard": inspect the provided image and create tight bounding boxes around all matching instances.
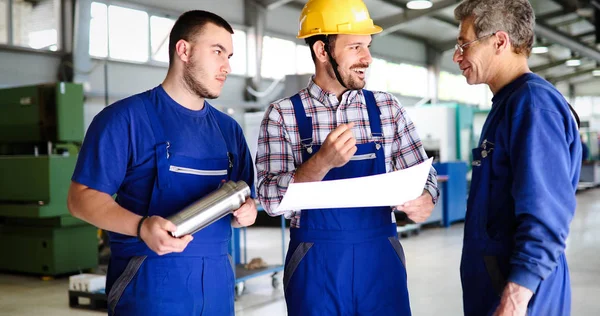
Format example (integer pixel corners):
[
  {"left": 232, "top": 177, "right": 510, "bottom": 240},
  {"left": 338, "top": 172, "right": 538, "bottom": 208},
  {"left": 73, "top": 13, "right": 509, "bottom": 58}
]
[
  {"left": 183, "top": 55, "right": 219, "bottom": 99},
  {"left": 328, "top": 62, "right": 368, "bottom": 90}
]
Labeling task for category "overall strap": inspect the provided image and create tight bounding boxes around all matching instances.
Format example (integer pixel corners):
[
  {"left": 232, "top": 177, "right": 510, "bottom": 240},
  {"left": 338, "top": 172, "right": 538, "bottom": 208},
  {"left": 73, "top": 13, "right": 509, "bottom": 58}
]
[
  {"left": 290, "top": 93, "right": 314, "bottom": 162},
  {"left": 363, "top": 90, "right": 382, "bottom": 141}
]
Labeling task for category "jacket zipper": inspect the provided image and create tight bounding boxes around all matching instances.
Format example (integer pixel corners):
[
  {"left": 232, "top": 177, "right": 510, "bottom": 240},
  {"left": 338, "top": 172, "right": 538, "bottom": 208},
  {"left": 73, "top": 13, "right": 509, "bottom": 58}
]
[{"left": 169, "top": 165, "right": 228, "bottom": 176}]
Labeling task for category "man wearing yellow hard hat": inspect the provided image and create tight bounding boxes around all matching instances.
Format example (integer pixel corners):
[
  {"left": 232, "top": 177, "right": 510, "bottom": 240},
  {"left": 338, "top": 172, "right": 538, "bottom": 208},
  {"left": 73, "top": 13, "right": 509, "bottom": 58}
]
[{"left": 256, "top": 0, "right": 439, "bottom": 314}]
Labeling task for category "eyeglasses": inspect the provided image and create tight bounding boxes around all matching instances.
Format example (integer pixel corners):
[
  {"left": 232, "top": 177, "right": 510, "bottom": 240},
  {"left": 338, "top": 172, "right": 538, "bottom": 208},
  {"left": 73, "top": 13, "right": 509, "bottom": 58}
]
[{"left": 454, "top": 32, "right": 497, "bottom": 55}]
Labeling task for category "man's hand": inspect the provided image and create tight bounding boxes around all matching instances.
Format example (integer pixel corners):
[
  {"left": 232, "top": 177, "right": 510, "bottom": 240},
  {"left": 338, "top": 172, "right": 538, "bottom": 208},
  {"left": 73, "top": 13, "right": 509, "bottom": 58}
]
[
  {"left": 395, "top": 190, "right": 434, "bottom": 223},
  {"left": 139, "top": 216, "right": 193, "bottom": 256},
  {"left": 316, "top": 123, "right": 357, "bottom": 170},
  {"left": 492, "top": 282, "right": 533, "bottom": 316},
  {"left": 232, "top": 197, "right": 258, "bottom": 228}
]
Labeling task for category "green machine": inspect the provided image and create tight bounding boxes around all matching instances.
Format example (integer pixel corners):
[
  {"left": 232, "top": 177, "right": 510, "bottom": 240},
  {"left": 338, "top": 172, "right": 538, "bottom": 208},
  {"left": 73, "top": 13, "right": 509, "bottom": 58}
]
[
  {"left": 0, "top": 82, "right": 98, "bottom": 276},
  {"left": 405, "top": 102, "right": 483, "bottom": 165}
]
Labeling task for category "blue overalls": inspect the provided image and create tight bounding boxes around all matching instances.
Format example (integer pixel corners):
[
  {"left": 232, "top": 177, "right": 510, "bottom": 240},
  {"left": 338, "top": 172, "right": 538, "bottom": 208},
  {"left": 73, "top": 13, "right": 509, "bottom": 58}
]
[
  {"left": 284, "top": 90, "right": 411, "bottom": 315},
  {"left": 105, "top": 98, "right": 236, "bottom": 315},
  {"left": 461, "top": 100, "right": 571, "bottom": 316}
]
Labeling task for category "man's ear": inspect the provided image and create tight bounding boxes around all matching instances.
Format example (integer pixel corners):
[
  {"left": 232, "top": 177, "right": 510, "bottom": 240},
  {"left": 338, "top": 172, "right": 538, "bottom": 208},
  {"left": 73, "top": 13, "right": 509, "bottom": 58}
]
[
  {"left": 313, "top": 40, "right": 329, "bottom": 63},
  {"left": 175, "top": 39, "right": 191, "bottom": 63},
  {"left": 495, "top": 31, "right": 510, "bottom": 53}
]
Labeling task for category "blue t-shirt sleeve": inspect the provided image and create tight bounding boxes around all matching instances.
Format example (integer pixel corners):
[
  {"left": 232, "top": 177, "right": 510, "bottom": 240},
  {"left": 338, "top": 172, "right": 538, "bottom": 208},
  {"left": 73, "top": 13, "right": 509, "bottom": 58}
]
[
  {"left": 507, "top": 87, "right": 578, "bottom": 292},
  {"left": 72, "top": 105, "right": 131, "bottom": 196}
]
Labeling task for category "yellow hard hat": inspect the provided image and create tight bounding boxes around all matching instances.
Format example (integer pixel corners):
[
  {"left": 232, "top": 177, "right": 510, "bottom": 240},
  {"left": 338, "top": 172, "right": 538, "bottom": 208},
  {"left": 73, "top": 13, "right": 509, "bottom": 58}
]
[{"left": 297, "top": 0, "right": 383, "bottom": 39}]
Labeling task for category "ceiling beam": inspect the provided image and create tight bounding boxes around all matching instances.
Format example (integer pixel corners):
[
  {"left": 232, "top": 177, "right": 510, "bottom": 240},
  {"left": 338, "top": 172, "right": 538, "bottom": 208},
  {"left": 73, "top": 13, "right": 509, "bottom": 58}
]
[
  {"left": 551, "top": 16, "right": 585, "bottom": 28},
  {"left": 555, "top": 0, "right": 579, "bottom": 12},
  {"left": 376, "top": 0, "right": 460, "bottom": 37},
  {"left": 436, "top": 39, "right": 458, "bottom": 52},
  {"left": 530, "top": 58, "right": 572, "bottom": 73},
  {"left": 575, "top": 30, "right": 596, "bottom": 39},
  {"left": 537, "top": 10, "right": 573, "bottom": 21},
  {"left": 255, "top": 0, "right": 295, "bottom": 10},
  {"left": 546, "top": 67, "right": 599, "bottom": 83},
  {"left": 535, "top": 21, "right": 600, "bottom": 64},
  {"left": 431, "top": 14, "right": 460, "bottom": 28}
]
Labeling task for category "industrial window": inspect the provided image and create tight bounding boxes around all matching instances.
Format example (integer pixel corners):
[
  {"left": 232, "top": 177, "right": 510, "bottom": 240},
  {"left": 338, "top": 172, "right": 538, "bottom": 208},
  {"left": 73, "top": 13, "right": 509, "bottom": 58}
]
[
  {"left": 386, "top": 63, "right": 428, "bottom": 98},
  {"left": 89, "top": 2, "right": 149, "bottom": 62},
  {"left": 89, "top": 2, "right": 248, "bottom": 73},
  {"left": 573, "top": 96, "right": 597, "bottom": 117},
  {"left": 11, "top": 0, "right": 58, "bottom": 50},
  {"left": 296, "top": 45, "right": 315, "bottom": 75},
  {"left": 261, "top": 36, "right": 296, "bottom": 79},
  {"left": 108, "top": 5, "right": 148, "bottom": 62},
  {"left": 438, "top": 71, "right": 491, "bottom": 107},
  {"left": 230, "top": 29, "right": 247, "bottom": 75},
  {"left": 365, "top": 58, "right": 388, "bottom": 92},
  {"left": 150, "top": 16, "right": 174, "bottom": 63},
  {"left": 366, "top": 59, "right": 428, "bottom": 98},
  {"left": 0, "top": 0, "right": 7, "bottom": 44},
  {"left": 89, "top": 2, "right": 108, "bottom": 57}
]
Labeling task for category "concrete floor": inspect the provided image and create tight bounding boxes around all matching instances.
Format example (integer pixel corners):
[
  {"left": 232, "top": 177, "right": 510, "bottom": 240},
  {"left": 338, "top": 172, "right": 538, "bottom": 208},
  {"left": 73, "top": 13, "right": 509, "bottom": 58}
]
[{"left": 0, "top": 189, "right": 598, "bottom": 315}]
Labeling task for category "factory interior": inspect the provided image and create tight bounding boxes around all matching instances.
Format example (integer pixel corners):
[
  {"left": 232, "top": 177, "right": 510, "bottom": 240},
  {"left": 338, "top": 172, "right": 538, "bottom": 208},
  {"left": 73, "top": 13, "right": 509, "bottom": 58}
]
[{"left": 0, "top": 0, "right": 599, "bottom": 315}]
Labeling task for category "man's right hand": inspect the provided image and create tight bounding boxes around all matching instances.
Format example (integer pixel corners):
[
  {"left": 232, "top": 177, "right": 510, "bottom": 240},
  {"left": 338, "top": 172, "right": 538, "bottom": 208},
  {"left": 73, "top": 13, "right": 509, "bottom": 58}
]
[
  {"left": 139, "top": 216, "right": 193, "bottom": 256},
  {"left": 317, "top": 122, "right": 357, "bottom": 169}
]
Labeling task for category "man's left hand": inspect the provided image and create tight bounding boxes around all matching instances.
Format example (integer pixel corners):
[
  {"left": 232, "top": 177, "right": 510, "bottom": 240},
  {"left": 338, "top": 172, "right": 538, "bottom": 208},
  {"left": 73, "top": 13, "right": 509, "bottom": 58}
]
[
  {"left": 395, "top": 190, "right": 434, "bottom": 223},
  {"left": 492, "top": 282, "right": 533, "bottom": 316},
  {"left": 232, "top": 197, "right": 258, "bottom": 228}
]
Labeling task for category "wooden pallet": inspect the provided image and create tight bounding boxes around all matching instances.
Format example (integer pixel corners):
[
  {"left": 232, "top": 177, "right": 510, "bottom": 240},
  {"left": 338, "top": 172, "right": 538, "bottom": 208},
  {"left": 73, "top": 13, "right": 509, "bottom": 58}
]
[{"left": 68, "top": 290, "right": 107, "bottom": 312}]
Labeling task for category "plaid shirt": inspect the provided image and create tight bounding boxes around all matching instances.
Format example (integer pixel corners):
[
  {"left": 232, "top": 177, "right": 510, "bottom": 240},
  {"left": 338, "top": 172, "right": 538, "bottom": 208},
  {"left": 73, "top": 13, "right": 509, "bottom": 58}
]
[{"left": 256, "top": 78, "right": 439, "bottom": 228}]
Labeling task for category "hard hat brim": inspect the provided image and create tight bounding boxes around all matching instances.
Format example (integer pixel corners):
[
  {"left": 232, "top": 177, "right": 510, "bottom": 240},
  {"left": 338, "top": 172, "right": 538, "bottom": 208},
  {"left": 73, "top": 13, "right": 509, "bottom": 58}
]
[{"left": 297, "top": 25, "right": 383, "bottom": 39}]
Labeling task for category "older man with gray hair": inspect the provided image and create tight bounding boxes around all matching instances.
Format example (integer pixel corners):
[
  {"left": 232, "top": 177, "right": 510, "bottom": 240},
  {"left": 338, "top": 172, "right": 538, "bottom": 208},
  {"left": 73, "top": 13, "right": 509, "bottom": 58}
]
[{"left": 452, "top": 0, "right": 582, "bottom": 315}]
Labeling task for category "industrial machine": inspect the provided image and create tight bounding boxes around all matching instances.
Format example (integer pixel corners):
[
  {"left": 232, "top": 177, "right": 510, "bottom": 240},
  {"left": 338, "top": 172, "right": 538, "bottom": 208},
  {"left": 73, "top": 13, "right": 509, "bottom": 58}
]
[
  {"left": 404, "top": 103, "right": 477, "bottom": 227},
  {"left": 404, "top": 103, "right": 479, "bottom": 164},
  {"left": 0, "top": 82, "right": 98, "bottom": 276},
  {"left": 581, "top": 130, "right": 599, "bottom": 161},
  {"left": 579, "top": 130, "right": 600, "bottom": 188}
]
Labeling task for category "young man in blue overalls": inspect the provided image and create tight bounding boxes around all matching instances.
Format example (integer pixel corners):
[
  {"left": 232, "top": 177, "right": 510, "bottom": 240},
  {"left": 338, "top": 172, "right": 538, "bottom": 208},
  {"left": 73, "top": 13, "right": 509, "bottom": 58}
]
[
  {"left": 256, "top": 0, "right": 439, "bottom": 314},
  {"left": 453, "top": 0, "right": 582, "bottom": 315},
  {"left": 67, "top": 10, "right": 257, "bottom": 315}
]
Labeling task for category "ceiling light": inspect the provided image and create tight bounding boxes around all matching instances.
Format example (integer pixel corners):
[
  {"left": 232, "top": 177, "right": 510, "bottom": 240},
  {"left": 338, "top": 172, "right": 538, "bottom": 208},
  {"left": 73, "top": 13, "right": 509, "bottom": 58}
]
[
  {"left": 406, "top": 0, "right": 433, "bottom": 10},
  {"left": 593, "top": 70, "right": 600, "bottom": 77},
  {"left": 565, "top": 59, "right": 581, "bottom": 67},
  {"left": 531, "top": 46, "right": 548, "bottom": 54}
]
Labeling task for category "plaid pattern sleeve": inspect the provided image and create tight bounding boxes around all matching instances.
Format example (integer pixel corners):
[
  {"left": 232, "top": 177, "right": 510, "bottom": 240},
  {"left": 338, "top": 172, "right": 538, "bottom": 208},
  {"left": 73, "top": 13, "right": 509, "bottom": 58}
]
[
  {"left": 255, "top": 100, "right": 299, "bottom": 222},
  {"left": 256, "top": 79, "right": 440, "bottom": 228},
  {"left": 382, "top": 92, "right": 440, "bottom": 203}
]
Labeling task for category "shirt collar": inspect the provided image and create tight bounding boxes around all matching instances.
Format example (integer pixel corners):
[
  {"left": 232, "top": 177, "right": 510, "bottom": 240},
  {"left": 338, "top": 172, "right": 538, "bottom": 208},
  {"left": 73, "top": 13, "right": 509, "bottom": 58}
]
[{"left": 306, "top": 76, "right": 362, "bottom": 108}]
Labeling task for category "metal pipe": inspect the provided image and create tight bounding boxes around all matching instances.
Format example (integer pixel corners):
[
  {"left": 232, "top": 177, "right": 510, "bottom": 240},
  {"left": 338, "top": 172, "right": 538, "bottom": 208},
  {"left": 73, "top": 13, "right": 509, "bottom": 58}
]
[
  {"left": 7, "top": 0, "right": 13, "bottom": 45},
  {"left": 167, "top": 181, "right": 251, "bottom": 238}
]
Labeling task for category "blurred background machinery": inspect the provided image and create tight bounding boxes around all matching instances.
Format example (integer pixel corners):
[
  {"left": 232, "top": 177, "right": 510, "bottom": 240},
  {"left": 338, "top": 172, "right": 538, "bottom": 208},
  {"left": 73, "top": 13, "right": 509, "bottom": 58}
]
[{"left": 0, "top": 82, "right": 98, "bottom": 276}]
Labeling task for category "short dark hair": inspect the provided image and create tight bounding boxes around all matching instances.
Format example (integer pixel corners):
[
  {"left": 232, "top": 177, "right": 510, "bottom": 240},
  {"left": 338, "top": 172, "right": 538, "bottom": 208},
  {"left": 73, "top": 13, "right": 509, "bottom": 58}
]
[
  {"left": 305, "top": 35, "right": 337, "bottom": 62},
  {"left": 168, "top": 10, "right": 234, "bottom": 65}
]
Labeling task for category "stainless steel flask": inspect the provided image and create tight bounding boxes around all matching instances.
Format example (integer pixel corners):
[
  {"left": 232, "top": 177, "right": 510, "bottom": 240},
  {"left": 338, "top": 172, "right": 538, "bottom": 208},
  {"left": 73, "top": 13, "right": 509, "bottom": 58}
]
[{"left": 167, "top": 180, "right": 251, "bottom": 238}]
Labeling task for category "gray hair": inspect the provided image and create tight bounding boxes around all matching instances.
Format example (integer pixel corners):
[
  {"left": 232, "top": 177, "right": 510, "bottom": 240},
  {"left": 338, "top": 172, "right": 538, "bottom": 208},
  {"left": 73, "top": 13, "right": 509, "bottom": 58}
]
[{"left": 454, "top": 0, "right": 535, "bottom": 56}]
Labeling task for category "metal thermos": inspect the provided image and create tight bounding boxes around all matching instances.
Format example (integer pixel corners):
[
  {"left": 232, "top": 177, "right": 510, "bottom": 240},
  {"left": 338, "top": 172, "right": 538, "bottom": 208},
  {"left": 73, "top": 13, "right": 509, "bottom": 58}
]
[{"left": 167, "top": 180, "right": 251, "bottom": 238}]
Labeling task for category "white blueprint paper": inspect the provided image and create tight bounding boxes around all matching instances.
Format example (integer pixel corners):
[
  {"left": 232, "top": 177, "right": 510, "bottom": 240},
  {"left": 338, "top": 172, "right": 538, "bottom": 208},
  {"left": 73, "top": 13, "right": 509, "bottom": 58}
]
[{"left": 276, "top": 158, "right": 433, "bottom": 212}]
